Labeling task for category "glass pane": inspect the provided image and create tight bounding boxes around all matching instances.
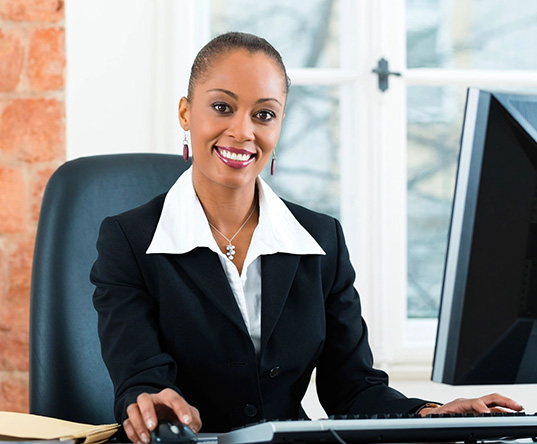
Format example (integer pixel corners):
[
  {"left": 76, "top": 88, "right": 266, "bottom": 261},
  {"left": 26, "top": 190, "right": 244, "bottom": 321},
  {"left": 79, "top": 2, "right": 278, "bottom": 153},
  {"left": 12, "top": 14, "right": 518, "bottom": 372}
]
[
  {"left": 407, "top": 86, "right": 537, "bottom": 319},
  {"left": 260, "top": 85, "right": 340, "bottom": 219},
  {"left": 407, "top": 86, "right": 466, "bottom": 318},
  {"left": 407, "top": 0, "right": 537, "bottom": 70},
  {"left": 210, "top": 0, "right": 340, "bottom": 68}
]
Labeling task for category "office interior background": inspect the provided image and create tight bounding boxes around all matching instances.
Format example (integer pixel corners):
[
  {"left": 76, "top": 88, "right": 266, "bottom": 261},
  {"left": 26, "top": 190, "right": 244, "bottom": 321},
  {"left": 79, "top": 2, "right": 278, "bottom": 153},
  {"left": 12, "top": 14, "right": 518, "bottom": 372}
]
[{"left": 1, "top": 0, "right": 537, "bottom": 415}]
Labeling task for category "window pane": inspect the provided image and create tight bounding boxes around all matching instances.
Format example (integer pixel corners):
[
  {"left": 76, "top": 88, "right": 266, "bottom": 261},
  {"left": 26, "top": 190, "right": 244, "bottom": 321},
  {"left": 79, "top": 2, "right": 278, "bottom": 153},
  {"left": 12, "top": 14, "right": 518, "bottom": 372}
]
[
  {"left": 407, "top": 0, "right": 537, "bottom": 70},
  {"left": 261, "top": 85, "right": 340, "bottom": 219},
  {"left": 210, "top": 0, "right": 340, "bottom": 68},
  {"left": 407, "top": 85, "right": 465, "bottom": 318},
  {"left": 407, "top": 86, "right": 537, "bottom": 319}
]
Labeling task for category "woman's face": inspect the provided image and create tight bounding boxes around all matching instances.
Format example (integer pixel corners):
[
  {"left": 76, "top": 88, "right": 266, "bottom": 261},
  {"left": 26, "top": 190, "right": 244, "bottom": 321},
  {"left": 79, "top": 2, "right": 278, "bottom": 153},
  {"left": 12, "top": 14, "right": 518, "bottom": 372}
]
[{"left": 179, "top": 49, "right": 286, "bottom": 192}]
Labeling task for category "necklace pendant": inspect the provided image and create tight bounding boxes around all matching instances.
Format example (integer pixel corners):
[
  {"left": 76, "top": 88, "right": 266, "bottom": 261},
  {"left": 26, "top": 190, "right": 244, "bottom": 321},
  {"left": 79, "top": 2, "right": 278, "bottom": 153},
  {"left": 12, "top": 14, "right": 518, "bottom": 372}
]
[{"left": 226, "top": 242, "right": 236, "bottom": 261}]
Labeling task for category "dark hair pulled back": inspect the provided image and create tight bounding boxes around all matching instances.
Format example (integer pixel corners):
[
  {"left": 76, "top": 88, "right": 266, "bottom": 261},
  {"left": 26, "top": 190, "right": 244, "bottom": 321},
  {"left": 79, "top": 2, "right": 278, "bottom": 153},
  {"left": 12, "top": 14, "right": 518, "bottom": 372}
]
[{"left": 187, "top": 32, "right": 291, "bottom": 99}]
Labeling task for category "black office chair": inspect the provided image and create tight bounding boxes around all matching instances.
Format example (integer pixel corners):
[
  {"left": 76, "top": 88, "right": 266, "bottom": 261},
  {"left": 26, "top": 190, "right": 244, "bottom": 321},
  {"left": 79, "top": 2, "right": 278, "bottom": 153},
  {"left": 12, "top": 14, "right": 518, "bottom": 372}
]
[{"left": 29, "top": 153, "right": 190, "bottom": 425}]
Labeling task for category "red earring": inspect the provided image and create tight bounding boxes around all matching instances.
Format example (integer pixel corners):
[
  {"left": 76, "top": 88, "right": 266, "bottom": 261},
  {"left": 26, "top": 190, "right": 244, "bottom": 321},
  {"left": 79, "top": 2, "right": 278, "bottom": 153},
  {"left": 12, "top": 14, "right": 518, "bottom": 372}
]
[
  {"left": 183, "top": 133, "right": 189, "bottom": 162},
  {"left": 271, "top": 151, "right": 276, "bottom": 176}
]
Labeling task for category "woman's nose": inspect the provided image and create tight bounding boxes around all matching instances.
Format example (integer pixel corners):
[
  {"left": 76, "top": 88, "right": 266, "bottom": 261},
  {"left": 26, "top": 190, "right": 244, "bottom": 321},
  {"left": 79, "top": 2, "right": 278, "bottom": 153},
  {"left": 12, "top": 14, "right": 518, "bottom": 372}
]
[{"left": 228, "top": 113, "right": 254, "bottom": 142}]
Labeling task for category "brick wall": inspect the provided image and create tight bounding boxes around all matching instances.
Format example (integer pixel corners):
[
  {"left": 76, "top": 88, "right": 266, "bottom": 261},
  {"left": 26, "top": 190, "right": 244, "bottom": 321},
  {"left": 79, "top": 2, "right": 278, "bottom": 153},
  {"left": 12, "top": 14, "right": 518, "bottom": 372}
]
[{"left": 0, "top": 0, "right": 65, "bottom": 412}]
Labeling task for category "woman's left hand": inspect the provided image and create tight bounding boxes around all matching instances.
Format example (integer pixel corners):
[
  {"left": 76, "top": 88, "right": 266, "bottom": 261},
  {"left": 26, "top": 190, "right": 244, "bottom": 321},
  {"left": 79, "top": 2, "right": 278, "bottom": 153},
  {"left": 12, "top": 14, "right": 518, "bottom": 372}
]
[{"left": 418, "top": 393, "right": 524, "bottom": 417}]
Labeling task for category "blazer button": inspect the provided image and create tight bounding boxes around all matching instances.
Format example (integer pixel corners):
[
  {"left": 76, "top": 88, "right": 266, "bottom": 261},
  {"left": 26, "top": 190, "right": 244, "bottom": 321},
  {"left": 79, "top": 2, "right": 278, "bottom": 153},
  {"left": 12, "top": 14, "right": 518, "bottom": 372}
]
[
  {"left": 269, "top": 366, "right": 281, "bottom": 378},
  {"left": 244, "top": 404, "right": 258, "bottom": 417}
]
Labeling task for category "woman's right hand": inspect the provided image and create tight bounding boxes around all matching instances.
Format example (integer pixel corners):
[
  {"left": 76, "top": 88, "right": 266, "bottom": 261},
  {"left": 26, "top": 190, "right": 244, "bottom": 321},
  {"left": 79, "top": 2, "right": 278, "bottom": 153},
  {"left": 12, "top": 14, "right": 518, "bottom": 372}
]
[{"left": 123, "top": 388, "right": 202, "bottom": 444}]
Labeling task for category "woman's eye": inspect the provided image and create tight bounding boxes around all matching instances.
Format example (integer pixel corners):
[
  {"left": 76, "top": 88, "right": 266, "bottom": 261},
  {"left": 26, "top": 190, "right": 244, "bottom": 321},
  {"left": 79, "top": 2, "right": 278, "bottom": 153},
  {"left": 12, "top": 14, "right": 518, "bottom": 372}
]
[
  {"left": 256, "top": 110, "right": 276, "bottom": 121},
  {"left": 212, "top": 103, "right": 231, "bottom": 114}
]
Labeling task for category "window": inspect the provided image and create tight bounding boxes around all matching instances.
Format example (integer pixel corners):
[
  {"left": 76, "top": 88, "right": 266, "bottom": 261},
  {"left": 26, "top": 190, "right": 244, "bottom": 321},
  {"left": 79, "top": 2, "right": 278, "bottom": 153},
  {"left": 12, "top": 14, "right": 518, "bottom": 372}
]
[
  {"left": 406, "top": 0, "right": 537, "bottom": 328},
  {"left": 191, "top": 0, "right": 537, "bottom": 375}
]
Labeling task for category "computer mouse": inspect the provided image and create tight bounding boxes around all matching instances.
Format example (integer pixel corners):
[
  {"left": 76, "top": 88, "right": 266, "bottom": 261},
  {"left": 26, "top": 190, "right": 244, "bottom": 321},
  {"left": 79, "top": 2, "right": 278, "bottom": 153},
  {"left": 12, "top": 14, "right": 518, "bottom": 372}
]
[{"left": 150, "top": 420, "right": 197, "bottom": 443}]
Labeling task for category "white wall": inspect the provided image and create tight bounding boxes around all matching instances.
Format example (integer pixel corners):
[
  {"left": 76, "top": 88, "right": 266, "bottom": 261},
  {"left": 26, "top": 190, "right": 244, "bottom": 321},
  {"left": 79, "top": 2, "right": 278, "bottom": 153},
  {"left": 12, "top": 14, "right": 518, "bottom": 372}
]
[{"left": 65, "top": 0, "right": 205, "bottom": 160}]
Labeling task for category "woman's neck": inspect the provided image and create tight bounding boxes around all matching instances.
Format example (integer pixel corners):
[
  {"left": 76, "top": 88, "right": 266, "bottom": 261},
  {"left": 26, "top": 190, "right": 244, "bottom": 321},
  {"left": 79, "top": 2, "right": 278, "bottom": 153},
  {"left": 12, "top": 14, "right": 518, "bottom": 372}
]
[
  {"left": 193, "top": 171, "right": 259, "bottom": 275},
  {"left": 193, "top": 175, "right": 258, "bottom": 236}
]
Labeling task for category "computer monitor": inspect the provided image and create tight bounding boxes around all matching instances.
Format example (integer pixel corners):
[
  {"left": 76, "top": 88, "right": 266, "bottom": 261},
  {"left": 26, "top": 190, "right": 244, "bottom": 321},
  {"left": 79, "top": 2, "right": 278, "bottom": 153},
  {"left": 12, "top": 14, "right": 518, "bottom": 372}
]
[{"left": 432, "top": 88, "right": 537, "bottom": 385}]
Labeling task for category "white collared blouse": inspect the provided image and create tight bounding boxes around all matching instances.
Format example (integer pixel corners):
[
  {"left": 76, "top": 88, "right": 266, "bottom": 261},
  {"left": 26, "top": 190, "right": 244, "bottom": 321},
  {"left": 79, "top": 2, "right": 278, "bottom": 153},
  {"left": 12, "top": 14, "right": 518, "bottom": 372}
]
[{"left": 146, "top": 167, "right": 325, "bottom": 355}]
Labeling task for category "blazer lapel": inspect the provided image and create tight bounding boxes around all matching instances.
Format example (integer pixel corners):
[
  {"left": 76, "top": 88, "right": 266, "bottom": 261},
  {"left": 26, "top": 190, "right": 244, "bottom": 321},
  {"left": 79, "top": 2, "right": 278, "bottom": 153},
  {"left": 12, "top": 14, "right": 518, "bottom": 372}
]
[
  {"left": 260, "top": 253, "right": 300, "bottom": 353},
  {"left": 173, "top": 248, "right": 248, "bottom": 335}
]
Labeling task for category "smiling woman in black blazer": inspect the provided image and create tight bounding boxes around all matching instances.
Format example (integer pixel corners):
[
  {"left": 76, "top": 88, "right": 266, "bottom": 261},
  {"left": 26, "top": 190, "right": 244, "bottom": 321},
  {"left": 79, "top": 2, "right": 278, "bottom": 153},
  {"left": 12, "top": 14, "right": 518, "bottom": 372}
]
[{"left": 91, "top": 32, "right": 522, "bottom": 444}]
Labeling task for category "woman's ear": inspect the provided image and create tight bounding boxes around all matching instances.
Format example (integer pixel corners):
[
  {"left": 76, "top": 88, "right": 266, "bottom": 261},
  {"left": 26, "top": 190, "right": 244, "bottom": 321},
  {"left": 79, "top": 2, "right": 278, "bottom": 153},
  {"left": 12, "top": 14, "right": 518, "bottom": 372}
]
[{"left": 178, "top": 96, "right": 190, "bottom": 130}]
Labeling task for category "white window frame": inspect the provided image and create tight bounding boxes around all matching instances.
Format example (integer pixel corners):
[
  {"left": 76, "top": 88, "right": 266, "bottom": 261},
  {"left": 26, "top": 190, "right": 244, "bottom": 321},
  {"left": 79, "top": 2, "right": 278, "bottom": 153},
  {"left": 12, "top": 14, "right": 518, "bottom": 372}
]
[{"left": 361, "top": 0, "right": 537, "bottom": 378}]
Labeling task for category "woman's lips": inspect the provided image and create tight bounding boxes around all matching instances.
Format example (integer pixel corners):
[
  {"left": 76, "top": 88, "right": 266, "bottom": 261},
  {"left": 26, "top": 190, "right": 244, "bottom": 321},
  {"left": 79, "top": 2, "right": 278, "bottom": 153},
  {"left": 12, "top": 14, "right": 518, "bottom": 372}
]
[{"left": 214, "top": 146, "right": 256, "bottom": 169}]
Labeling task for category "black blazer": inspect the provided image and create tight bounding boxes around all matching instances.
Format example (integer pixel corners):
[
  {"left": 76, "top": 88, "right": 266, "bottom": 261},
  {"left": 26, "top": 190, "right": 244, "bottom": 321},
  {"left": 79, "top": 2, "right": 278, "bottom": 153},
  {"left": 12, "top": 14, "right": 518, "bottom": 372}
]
[{"left": 91, "top": 193, "right": 426, "bottom": 432}]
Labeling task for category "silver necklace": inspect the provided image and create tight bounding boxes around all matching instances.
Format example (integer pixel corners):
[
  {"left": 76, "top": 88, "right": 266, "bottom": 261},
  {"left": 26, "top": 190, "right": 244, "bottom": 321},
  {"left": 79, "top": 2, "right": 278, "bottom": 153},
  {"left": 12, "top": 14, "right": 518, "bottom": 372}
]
[{"left": 208, "top": 202, "right": 257, "bottom": 261}]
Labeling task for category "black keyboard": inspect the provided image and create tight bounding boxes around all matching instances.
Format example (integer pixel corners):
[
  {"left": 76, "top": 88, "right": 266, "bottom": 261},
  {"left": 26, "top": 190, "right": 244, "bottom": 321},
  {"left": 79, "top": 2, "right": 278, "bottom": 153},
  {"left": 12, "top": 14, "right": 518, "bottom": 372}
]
[{"left": 217, "top": 412, "right": 537, "bottom": 444}]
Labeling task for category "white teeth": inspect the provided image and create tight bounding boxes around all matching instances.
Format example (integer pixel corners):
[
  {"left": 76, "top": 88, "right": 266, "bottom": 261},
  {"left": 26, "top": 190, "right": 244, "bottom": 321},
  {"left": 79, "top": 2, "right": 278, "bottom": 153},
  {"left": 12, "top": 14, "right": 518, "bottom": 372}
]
[{"left": 219, "top": 149, "right": 251, "bottom": 161}]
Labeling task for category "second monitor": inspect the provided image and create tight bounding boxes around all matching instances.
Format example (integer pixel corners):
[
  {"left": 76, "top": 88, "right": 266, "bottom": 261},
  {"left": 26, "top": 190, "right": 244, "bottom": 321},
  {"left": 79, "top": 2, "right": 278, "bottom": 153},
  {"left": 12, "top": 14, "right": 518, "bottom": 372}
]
[{"left": 432, "top": 88, "right": 537, "bottom": 385}]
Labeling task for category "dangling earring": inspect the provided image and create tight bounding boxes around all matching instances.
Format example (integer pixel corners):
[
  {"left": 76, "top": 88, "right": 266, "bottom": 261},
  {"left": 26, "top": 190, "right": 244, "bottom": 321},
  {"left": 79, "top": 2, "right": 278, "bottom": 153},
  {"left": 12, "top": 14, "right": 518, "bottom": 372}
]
[
  {"left": 271, "top": 150, "right": 276, "bottom": 176},
  {"left": 183, "top": 132, "right": 189, "bottom": 162}
]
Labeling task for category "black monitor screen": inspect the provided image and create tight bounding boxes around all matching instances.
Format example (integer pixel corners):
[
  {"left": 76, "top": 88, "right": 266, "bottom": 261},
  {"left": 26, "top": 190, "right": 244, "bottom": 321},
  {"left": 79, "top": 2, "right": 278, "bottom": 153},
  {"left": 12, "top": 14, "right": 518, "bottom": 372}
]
[{"left": 432, "top": 88, "right": 537, "bottom": 385}]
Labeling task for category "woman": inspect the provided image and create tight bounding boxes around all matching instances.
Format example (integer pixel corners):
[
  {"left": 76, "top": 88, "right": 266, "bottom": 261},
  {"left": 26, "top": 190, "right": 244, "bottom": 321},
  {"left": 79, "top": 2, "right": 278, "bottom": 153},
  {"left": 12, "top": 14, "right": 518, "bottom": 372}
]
[{"left": 91, "top": 32, "right": 522, "bottom": 444}]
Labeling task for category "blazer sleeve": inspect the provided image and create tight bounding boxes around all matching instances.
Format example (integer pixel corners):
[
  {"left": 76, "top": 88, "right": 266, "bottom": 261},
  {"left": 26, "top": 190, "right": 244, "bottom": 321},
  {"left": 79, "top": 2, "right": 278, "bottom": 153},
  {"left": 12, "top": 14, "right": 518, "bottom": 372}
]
[
  {"left": 91, "top": 216, "right": 182, "bottom": 423},
  {"left": 315, "top": 218, "right": 427, "bottom": 415}
]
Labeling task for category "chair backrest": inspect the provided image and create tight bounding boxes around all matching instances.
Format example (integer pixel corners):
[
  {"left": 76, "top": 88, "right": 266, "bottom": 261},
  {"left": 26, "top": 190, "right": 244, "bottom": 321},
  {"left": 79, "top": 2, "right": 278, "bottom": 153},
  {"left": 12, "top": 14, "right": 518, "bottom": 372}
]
[{"left": 30, "top": 153, "right": 189, "bottom": 424}]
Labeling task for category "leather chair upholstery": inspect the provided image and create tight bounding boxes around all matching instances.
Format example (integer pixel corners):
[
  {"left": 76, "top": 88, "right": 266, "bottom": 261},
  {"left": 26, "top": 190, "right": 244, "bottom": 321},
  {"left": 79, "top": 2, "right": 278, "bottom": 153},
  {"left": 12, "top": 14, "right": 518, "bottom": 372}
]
[{"left": 30, "top": 153, "right": 189, "bottom": 424}]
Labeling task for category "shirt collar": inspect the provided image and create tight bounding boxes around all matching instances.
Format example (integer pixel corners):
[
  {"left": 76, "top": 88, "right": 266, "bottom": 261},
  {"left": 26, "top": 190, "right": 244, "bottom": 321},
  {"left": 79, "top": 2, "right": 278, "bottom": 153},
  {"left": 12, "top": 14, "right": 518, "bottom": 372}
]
[{"left": 146, "top": 166, "right": 325, "bottom": 257}]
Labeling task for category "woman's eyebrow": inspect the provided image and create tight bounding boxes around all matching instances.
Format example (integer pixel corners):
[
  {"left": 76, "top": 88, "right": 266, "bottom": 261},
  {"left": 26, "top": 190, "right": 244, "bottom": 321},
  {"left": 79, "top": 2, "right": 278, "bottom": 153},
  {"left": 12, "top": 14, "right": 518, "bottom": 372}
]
[
  {"left": 257, "top": 97, "right": 283, "bottom": 107},
  {"left": 207, "top": 88, "right": 238, "bottom": 99},
  {"left": 207, "top": 88, "right": 282, "bottom": 107}
]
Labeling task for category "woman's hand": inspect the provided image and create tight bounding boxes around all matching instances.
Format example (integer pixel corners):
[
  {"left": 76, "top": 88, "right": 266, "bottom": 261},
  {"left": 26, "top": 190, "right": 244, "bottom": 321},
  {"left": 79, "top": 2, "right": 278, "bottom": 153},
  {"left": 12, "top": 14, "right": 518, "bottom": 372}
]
[
  {"left": 123, "top": 388, "right": 202, "bottom": 444},
  {"left": 418, "top": 393, "right": 524, "bottom": 417}
]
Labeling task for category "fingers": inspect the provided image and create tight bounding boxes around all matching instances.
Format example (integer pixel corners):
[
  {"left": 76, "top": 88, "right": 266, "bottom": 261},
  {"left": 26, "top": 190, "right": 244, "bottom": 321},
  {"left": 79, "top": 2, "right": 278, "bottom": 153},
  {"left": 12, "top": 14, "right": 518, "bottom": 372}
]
[
  {"left": 152, "top": 388, "right": 202, "bottom": 433},
  {"left": 478, "top": 393, "right": 524, "bottom": 411},
  {"left": 463, "top": 393, "right": 523, "bottom": 414},
  {"left": 124, "top": 389, "right": 202, "bottom": 443},
  {"left": 137, "top": 393, "right": 158, "bottom": 430},
  {"left": 125, "top": 403, "right": 151, "bottom": 444},
  {"left": 467, "top": 398, "right": 491, "bottom": 414},
  {"left": 190, "top": 406, "right": 202, "bottom": 433},
  {"left": 123, "top": 419, "right": 138, "bottom": 444},
  {"left": 432, "top": 393, "right": 524, "bottom": 416}
]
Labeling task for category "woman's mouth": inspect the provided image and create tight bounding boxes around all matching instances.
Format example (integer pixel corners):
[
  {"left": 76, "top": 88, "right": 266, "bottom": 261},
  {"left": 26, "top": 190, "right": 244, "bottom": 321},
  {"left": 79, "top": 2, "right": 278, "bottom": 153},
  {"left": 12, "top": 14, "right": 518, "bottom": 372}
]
[{"left": 214, "top": 146, "right": 256, "bottom": 169}]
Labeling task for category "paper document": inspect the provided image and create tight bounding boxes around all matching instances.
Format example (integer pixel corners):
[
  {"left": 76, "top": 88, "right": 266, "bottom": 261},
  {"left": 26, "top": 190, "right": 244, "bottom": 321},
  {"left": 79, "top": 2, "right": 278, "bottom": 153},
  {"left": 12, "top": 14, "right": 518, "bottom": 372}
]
[{"left": 0, "top": 412, "right": 119, "bottom": 444}]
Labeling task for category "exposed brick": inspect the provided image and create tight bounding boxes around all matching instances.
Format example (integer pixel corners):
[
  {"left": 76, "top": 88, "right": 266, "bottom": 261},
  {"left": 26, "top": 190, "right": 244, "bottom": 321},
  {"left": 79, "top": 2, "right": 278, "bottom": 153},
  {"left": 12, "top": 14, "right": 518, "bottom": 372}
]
[
  {"left": 0, "top": 98, "right": 65, "bottom": 162},
  {"left": 0, "top": 289, "right": 30, "bottom": 338},
  {"left": 0, "top": 0, "right": 65, "bottom": 409},
  {"left": 0, "top": 311, "right": 30, "bottom": 372},
  {"left": 7, "top": 234, "right": 34, "bottom": 299},
  {"left": 0, "top": 372, "right": 28, "bottom": 412},
  {"left": 0, "top": 167, "right": 26, "bottom": 233},
  {"left": 0, "top": 245, "right": 4, "bottom": 300},
  {"left": 0, "top": 236, "right": 33, "bottom": 372},
  {"left": 28, "top": 27, "right": 65, "bottom": 91},
  {"left": 0, "top": 0, "right": 64, "bottom": 22},
  {"left": 0, "top": 28, "right": 24, "bottom": 92},
  {"left": 0, "top": 328, "right": 29, "bottom": 371},
  {"left": 31, "top": 165, "right": 57, "bottom": 223}
]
